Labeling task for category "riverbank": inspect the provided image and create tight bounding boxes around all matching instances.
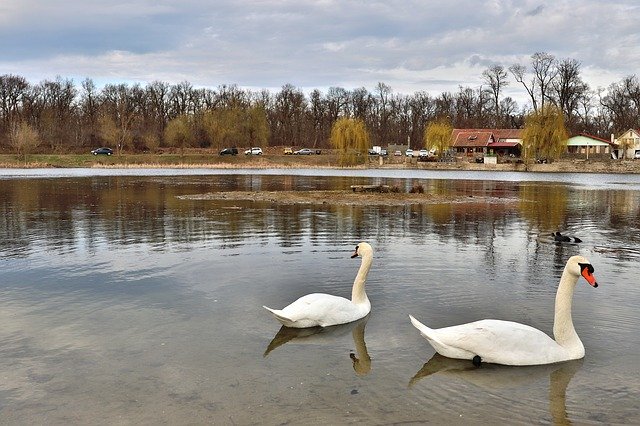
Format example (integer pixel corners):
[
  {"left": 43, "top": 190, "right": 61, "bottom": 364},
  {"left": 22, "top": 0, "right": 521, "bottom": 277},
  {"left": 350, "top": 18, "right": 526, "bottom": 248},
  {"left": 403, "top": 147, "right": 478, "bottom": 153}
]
[{"left": 1, "top": 151, "right": 639, "bottom": 174}]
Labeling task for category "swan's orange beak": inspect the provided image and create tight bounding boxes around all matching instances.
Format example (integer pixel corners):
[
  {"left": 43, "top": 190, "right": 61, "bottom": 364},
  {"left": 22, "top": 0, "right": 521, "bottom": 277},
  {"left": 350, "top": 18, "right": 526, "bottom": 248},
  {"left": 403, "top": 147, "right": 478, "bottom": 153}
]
[
  {"left": 581, "top": 266, "right": 598, "bottom": 288},
  {"left": 351, "top": 245, "right": 359, "bottom": 258}
]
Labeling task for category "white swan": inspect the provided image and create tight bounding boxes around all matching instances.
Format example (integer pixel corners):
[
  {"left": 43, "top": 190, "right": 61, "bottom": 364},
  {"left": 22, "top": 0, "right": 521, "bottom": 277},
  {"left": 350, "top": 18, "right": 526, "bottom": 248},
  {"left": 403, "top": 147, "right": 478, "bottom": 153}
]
[
  {"left": 263, "top": 242, "right": 373, "bottom": 328},
  {"left": 409, "top": 255, "right": 598, "bottom": 366}
]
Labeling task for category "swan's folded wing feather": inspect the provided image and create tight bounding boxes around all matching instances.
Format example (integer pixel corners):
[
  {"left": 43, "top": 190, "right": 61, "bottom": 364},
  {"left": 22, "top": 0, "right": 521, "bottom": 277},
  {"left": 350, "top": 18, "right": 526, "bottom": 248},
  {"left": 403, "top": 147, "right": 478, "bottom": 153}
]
[
  {"left": 438, "top": 320, "right": 561, "bottom": 365},
  {"left": 279, "top": 293, "right": 356, "bottom": 325}
]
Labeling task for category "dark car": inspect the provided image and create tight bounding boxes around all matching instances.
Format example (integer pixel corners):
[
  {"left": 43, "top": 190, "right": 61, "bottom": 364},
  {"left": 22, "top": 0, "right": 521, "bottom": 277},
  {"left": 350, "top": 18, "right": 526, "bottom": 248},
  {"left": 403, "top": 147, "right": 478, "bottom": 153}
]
[
  {"left": 91, "top": 147, "right": 113, "bottom": 156},
  {"left": 219, "top": 147, "right": 238, "bottom": 156}
]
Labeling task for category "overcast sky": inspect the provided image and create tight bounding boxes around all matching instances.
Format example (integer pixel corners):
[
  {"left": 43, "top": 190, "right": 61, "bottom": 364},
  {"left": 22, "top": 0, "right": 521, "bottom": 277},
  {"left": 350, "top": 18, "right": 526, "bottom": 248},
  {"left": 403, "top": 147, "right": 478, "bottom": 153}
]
[{"left": 1, "top": 0, "right": 638, "bottom": 105}]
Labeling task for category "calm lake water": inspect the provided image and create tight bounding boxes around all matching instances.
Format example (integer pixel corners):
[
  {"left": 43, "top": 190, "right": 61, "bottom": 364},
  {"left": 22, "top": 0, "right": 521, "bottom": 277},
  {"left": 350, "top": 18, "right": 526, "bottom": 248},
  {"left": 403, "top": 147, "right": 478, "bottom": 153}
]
[{"left": 1, "top": 169, "right": 639, "bottom": 424}]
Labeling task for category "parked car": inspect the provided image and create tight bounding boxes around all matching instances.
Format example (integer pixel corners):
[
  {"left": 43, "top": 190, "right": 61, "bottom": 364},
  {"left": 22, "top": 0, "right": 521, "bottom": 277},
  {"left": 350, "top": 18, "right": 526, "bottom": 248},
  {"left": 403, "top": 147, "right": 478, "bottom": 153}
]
[
  {"left": 283, "top": 147, "right": 293, "bottom": 155},
  {"left": 635, "top": 151, "right": 640, "bottom": 159},
  {"left": 219, "top": 147, "right": 238, "bottom": 156},
  {"left": 418, "top": 154, "right": 437, "bottom": 162},
  {"left": 405, "top": 149, "right": 414, "bottom": 157},
  {"left": 91, "top": 147, "right": 113, "bottom": 156},
  {"left": 294, "top": 148, "right": 313, "bottom": 155},
  {"left": 393, "top": 150, "right": 402, "bottom": 156},
  {"left": 368, "top": 149, "right": 377, "bottom": 155},
  {"left": 380, "top": 149, "right": 388, "bottom": 156},
  {"left": 245, "top": 147, "right": 263, "bottom": 155},
  {"left": 418, "top": 149, "right": 429, "bottom": 157}
]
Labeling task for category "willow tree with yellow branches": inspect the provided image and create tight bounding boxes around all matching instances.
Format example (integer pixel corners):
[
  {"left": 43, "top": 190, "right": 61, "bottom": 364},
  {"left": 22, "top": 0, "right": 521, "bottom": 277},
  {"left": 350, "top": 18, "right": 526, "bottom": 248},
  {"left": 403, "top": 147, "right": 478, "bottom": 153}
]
[
  {"left": 164, "top": 114, "right": 195, "bottom": 157},
  {"left": 521, "top": 105, "right": 568, "bottom": 162},
  {"left": 10, "top": 121, "right": 40, "bottom": 163},
  {"left": 423, "top": 117, "right": 453, "bottom": 155},
  {"left": 330, "top": 118, "right": 370, "bottom": 166}
]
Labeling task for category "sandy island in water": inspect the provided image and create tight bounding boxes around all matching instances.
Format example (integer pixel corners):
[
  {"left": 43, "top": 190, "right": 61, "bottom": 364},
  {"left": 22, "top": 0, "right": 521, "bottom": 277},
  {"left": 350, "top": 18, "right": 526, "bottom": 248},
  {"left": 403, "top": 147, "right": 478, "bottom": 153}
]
[{"left": 179, "top": 189, "right": 518, "bottom": 206}]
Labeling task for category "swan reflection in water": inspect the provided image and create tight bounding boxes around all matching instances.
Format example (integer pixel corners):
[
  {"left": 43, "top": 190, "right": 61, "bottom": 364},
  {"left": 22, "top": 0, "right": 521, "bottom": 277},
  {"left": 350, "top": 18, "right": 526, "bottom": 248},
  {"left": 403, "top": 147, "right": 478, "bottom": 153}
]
[
  {"left": 264, "top": 316, "right": 371, "bottom": 376},
  {"left": 410, "top": 353, "right": 583, "bottom": 425}
]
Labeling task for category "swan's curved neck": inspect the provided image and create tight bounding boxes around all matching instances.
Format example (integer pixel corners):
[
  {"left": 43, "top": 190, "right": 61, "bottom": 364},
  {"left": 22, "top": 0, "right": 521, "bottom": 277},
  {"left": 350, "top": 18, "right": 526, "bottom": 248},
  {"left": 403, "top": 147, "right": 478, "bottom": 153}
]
[
  {"left": 553, "top": 265, "right": 583, "bottom": 354},
  {"left": 351, "top": 252, "right": 372, "bottom": 304}
]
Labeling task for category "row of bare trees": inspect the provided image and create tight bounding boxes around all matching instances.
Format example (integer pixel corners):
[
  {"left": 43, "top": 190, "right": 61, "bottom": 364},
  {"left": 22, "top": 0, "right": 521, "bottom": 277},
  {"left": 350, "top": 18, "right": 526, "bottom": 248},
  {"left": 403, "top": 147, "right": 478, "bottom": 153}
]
[{"left": 1, "top": 52, "right": 639, "bottom": 154}]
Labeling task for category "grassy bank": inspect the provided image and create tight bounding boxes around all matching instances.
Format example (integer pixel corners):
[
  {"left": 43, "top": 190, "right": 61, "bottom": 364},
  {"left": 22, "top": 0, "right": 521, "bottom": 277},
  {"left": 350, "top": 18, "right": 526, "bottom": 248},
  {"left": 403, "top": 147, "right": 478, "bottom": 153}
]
[
  {"left": 1, "top": 151, "right": 639, "bottom": 174},
  {"left": 0, "top": 152, "right": 340, "bottom": 169}
]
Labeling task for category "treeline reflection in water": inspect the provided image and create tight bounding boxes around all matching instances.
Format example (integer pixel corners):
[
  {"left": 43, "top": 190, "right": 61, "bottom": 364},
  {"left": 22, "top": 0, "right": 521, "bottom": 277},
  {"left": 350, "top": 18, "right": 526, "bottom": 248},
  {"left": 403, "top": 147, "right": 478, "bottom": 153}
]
[{"left": 1, "top": 175, "right": 639, "bottom": 263}]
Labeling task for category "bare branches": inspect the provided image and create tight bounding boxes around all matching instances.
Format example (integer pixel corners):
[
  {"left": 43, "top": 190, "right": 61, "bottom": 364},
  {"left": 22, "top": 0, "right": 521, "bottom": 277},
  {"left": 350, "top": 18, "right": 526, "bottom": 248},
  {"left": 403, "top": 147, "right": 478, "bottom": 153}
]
[{"left": 482, "top": 65, "right": 509, "bottom": 125}]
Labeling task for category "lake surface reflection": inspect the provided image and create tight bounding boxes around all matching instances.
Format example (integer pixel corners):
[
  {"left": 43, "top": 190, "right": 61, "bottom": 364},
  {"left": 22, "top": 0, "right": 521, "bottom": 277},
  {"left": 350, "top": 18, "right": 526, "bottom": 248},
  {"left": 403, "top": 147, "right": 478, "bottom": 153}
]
[{"left": 1, "top": 171, "right": 639, "bottom": 424}]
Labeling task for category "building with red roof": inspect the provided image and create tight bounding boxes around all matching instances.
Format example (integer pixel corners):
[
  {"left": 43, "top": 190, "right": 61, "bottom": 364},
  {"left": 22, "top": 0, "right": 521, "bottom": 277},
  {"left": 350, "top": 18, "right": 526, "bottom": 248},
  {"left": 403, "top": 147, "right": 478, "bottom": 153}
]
[{"left": 450, "top": 129, "right": 522, "bottom": 157}]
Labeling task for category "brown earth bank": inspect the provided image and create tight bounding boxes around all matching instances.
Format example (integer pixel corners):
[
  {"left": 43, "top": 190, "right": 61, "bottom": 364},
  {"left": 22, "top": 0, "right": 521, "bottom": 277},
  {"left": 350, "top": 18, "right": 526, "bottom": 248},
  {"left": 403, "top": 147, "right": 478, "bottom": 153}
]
[
  {"left": 1, "top": 147, "right": 639, "bottom": 173},
  {"left": 178, "top": 189, "right": 520, "bottom": 206}
]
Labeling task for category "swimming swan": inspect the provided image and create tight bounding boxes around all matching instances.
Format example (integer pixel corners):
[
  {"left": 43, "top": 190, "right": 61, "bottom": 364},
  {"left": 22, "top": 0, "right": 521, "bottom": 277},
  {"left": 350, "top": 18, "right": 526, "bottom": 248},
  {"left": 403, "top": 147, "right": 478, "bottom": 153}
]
[
  {"left": 409, "top": 255, "right": 598, "bottom": 366},
  {"left": 263, "top": 242, "right": 373, "bottom": 328}
]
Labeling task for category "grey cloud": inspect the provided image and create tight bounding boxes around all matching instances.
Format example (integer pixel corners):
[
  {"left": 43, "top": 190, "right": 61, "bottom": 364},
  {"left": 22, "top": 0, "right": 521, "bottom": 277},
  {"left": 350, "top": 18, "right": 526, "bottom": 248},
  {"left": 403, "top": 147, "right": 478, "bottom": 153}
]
[
  {"left": 525, "top": 5, "right": 545, "bottom": 16},
  {"left": 1, "top": 0, "right": 638, "bottom": 102}
]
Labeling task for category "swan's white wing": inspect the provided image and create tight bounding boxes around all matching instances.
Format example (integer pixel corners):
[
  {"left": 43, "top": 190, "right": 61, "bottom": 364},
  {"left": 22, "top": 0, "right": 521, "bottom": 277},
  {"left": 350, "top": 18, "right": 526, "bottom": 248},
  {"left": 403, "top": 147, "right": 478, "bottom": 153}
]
[
  {"left": 272, "top": 293, "right": 367, "bottom": 327},
  {"left": 434, "top": 320, "right": 565, "bottom": 365}
]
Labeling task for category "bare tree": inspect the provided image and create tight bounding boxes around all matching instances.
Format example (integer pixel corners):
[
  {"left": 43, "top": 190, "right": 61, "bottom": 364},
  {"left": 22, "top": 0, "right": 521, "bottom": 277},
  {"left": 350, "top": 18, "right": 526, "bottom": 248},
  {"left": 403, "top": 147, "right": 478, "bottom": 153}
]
[
  {"left": 28, "top": 76, "right": 77, "bottom": 151},
  {"left": 622, "top": 75, "right": 640, "bottom": 114},
  {"left": 454, "top": 86, "right": 489, "bottom": 128},
  {"left": 509, "top": 52, "right": 558, "bottom": 112},
  {"left": 308, "top": 89, "right": 327, "bottom": 148},
  {"left": 325, "top": 86, "right": 349, "bottom": 122},
  {"left": 272, "top": 84, "right": 307, "bottom": 147},
  {"left": 551, "top": 59, "right": 589, "bottom": 132},
  {"left": 216, "top": 84, "right": 249, "bottom": 110},
  {"left": 531, "top": 52, "right": 558, "bottom": 110},
  {"left": 350, "top": 87, "right": 373, "bottom": 122},
  {"left": 509, "top": 63, "right": 537, "bottom": 111},
  {"left": 408, "top": 91, "right": 435, "bottom": 148},
  {"left": 434, "top": 92, "right": 455, "bottom": 123},
  {"left": 169, "top": 81, "right": 195, "bottom": 117},
  {"left": 482, "top": 65, "right": 509, "bottom": 126},
  {"left": 0, "top": 74, "right": 29, "bottom": 146},
  {"left": 79, "top": 78, "right": 100, "bottom": 148},
  {"left": 146, "top": 81, "right": 170, "bottom": 140},
  {"left": 498, "top": 97, "right": 522, "bottom": 127},
  {"left": 599, "top": 76, "right": 639, "bottom": 135},
  {"left": 374, "top": 82, "right": 392, "bottom": 145},
  {"left": 101, "top": 83, "right": 137, "bottom": 154}
]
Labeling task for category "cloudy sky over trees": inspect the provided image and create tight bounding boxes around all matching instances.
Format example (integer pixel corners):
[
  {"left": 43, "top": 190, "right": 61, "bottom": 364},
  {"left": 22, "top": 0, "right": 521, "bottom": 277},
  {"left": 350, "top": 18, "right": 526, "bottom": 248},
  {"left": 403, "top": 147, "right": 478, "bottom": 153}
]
[{"left": 1, "top": 0, "right": 638, "bottom": 104}]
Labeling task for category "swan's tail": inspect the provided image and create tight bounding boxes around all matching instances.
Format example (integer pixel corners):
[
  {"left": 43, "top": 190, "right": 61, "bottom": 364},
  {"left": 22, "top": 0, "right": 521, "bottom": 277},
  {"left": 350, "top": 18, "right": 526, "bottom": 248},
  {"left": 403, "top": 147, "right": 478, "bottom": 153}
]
[
  {"left": 263, "top": 306, "right": 294, "bottom": 325},
  {"left": 409, "top": 315, "right": 446, "bottom": 347}
]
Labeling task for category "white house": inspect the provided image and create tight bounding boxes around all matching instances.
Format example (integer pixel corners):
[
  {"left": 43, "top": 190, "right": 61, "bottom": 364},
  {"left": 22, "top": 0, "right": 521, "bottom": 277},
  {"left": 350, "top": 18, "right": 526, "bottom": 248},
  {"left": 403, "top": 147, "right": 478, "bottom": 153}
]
[{"left": 613, "top": 129, "right": 640, "bottom": 159}]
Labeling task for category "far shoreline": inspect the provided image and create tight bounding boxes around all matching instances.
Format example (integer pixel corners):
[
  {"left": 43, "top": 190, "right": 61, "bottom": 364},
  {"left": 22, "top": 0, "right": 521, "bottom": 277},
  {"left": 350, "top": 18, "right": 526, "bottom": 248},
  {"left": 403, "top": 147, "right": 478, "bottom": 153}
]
[{"left": 1, "top": 151, "right": 639, "bottom": 174}]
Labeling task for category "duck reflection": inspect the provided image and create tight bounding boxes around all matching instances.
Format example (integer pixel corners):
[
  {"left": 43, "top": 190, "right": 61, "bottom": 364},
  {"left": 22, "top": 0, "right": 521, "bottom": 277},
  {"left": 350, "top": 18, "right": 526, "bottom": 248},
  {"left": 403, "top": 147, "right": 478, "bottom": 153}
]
[
  {"left": 410, "top": 353, "right": 583, "bottom": 425},
  {"left": 264, "top": 316, "right": 371, "bottom": 376}
]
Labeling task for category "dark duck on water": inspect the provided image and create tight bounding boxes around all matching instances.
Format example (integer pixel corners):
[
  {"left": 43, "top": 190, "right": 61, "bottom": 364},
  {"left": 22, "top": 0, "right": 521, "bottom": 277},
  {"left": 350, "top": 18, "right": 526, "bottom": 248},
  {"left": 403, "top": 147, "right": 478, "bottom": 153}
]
[{"left": 553, "top": 232, "right": 582, "bottom": 243}]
